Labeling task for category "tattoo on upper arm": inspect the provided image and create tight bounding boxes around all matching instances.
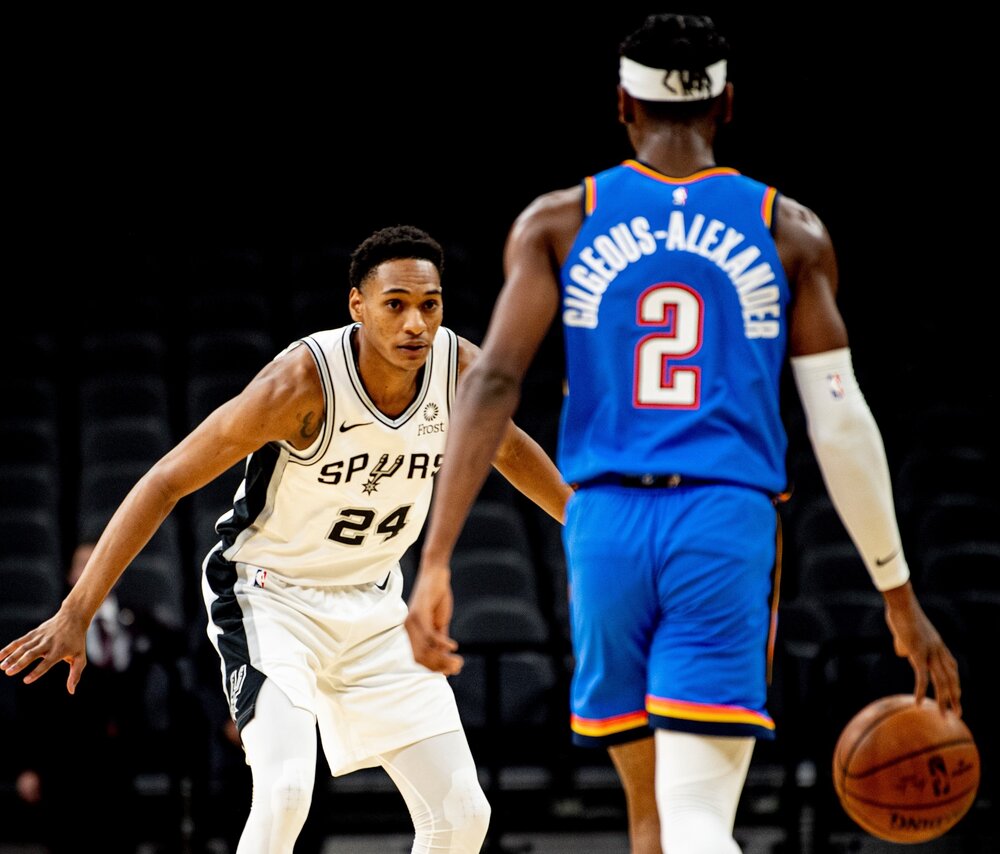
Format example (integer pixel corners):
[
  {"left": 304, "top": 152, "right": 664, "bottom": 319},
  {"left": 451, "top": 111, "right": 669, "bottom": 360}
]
[{"left": 299, "top": 411, "right": 321, "bottom": 441}]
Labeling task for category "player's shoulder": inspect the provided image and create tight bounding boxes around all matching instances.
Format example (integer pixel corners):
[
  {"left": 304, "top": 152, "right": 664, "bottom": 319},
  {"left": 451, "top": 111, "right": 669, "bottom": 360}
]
[
  {"left": 454, "top": 331, "right": 480, "bottom": 374},
  {"left": 297, "top": 323, "right": 354, "bottom": 349},
  {"left": 523, "top": 184, "right": 584, "bottom": 218},
  {"left": 512, "top": 184, "right": 585, "bottom": 244},
  {"left": 774, "top": 193, "right": 832, "bottom": 254}
]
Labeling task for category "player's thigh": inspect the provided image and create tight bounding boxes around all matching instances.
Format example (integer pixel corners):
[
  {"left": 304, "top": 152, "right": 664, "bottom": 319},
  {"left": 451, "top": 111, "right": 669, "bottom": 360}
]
[
  {"left": 563, "top": 486, "right": 661, "bottom": 641},
  {"left": 649, "top": 487, "right": 776, "bottom": 731},
  {"left": 564, "top": 487, "right": 662, "bottom": 731}
]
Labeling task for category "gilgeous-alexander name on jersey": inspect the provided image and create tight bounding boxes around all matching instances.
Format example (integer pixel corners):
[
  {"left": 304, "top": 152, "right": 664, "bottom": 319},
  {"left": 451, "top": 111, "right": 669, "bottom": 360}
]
[{"left": 557, "top": 162, "right": 791, "bottom": 494}]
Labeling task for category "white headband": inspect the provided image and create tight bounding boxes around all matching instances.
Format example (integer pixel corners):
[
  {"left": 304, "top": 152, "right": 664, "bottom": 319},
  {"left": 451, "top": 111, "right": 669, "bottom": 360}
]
[{"left": 619, "top": 56, "right": 727, "bottom": 102}]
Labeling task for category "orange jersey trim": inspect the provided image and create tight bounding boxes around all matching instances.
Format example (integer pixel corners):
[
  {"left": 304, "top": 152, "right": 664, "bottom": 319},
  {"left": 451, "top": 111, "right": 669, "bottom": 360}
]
[
  {"left": 571, "top": 709, "right": 648, "bottom": 738},
  {"left": 646, "top": 696, "right": 776, "bottom": 731},
  {"left": 766, "top": 509, "right": 783, "bottom": 684},
  {"left": 623, "top": 159, "right": 740, "bottom": 185},
  {"left": 761, "top": 186, "right": 778, "bottom": 228},
  {"left": 584, "top": 175, "right": 598, "bottom": 215}
]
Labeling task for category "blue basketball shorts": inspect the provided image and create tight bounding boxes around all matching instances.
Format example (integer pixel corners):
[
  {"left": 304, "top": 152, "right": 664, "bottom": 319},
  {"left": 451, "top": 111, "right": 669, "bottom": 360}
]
[{"left": 562, "top": 483, "right": 779, "bottom": 748}]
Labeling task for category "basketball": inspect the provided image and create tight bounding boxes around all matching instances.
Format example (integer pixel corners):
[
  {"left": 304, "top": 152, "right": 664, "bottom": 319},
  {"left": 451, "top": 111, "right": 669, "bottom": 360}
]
[{"left": 833, "top": 694, "right": 980, "bottom": 843}]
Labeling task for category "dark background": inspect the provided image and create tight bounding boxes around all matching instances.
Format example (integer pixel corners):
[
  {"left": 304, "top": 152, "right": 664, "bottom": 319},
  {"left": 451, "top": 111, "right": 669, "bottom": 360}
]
[
  {"left": 3, "top": 8, "right": 997, "bottom": 850},
  {"left": 10, "top": 5, "right": 992, "bottom": 432}
]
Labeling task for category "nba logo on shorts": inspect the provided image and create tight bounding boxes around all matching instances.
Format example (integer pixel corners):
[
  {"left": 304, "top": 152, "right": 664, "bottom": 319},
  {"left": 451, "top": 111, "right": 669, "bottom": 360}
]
[{"left": 253, "top": 568, "right": 267, "bottom": 588}]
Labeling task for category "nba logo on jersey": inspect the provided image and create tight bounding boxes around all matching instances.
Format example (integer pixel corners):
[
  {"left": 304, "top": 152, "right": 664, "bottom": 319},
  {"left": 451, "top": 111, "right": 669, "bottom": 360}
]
[
  {"left": 672, "top": 187, "right": 688, "bottom": 206},
  {"left": 253, "top": 568, "right": 267, "bottom": 588}
]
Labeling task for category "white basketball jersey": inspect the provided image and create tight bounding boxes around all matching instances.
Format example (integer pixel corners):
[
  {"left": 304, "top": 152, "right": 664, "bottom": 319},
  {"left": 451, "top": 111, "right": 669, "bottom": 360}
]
[{"left": 216, "top": 322, "right": 459, "bottom": 586}]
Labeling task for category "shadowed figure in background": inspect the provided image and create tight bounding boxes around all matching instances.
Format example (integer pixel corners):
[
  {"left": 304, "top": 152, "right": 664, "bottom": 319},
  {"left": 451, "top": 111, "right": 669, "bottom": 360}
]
[{"left": 12, "top": 542, "right": 144, "bottom": 853}]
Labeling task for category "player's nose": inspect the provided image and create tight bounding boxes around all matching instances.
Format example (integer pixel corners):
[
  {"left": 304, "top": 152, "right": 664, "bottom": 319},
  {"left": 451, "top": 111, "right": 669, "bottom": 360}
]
[{"left": 402, "top": 306, "right": 427, "bottom": 335}]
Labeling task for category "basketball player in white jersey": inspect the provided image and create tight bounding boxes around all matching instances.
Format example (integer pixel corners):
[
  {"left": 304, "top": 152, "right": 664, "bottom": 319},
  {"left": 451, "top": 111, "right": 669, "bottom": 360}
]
[{"left": 1, "top": 225, "right": 574, "bottom": 853}]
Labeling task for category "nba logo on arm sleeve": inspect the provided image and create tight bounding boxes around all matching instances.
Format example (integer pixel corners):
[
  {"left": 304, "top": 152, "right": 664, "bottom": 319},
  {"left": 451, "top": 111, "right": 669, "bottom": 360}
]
[{"left": 827, "top": 372, "right": 845, "bottom": 399}]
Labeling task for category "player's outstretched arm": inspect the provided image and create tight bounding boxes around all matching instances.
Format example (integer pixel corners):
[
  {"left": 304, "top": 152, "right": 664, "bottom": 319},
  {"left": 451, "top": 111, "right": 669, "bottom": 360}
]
[{"left": 0, "top": 345, "right": 322, "bottom": 693}]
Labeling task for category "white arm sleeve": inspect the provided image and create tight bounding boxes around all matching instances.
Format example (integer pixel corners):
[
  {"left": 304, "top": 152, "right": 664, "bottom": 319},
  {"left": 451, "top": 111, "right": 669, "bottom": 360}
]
[{"left": 790, "top": 347, "right": 910, "bottom": 591}]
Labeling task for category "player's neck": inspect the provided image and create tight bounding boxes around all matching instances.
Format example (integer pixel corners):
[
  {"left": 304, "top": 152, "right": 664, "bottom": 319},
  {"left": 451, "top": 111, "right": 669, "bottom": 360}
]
[
  {"left": 632, "top": 129, "right": 717, "bottom": 178},
  {"left": 361, "top": 372, "right": 422, "bottom": 419},
  {"left": 353, "top": 334, "right": 424, "bottom": 418}
]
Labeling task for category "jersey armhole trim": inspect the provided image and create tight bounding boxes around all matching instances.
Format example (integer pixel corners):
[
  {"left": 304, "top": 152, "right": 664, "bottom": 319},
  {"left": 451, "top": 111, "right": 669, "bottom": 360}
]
[
  {"left": 764, "top": 187, "right": 780, "bottom": 233},
  {"left": 280, "top": 336, "right": 334, "bottom": 465},
  {"left": 445, "top": 327, "right": 459, "bottom": 413}
]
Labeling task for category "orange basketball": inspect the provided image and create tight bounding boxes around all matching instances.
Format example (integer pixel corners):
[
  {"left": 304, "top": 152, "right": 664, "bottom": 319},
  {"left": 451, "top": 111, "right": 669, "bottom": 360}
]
[{"left": 832, "top": 694, "right": 980, "bottom": 843}]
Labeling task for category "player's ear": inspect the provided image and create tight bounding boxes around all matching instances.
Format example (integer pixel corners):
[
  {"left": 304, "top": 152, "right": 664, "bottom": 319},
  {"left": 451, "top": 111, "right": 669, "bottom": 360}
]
[
  {"left": 349, "top": 286, "right": 364, "bottom": 322},
  {"left": 617, "top": 86, "right": 635, "bottom": 124},
  {"left": 719, "top": 81, "right": 734, "bottom": 126}
]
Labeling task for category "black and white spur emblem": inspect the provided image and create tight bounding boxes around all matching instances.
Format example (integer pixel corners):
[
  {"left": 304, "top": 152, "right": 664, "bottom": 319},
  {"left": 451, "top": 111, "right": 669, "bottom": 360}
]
[{"left": 362, "top": 454, "right": 404, "bottom": 495}]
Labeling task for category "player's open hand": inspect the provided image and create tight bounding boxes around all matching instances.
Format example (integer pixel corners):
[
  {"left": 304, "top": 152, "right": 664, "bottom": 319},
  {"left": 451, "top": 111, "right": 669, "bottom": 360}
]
[
  {"left": 883, "top": 583, "right": 961, "bottom": 716},
  {"left": 405, "top": 564, "right": 463, "bottom": 676},
  {"left": 0, "top": 606, "right": 90, "bottom": 694}
]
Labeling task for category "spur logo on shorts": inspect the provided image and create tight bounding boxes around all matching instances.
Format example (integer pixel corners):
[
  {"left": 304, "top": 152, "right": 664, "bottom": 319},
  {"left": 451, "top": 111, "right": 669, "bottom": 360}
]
[{"left": 229, "top": 664, "right": 247, "bottom": 719}]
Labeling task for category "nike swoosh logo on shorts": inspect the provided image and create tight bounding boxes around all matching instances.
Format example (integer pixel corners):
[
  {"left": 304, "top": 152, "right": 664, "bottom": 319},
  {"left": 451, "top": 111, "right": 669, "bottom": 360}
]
[
  {"left": 875, "top": 549, "right": 899, "bottom": 567},
  {"left": 375, "top": 573, "right": 391, "bottom": 590},
  {"left": 340, "top": 420, "right": 373, "bottom": 432}
]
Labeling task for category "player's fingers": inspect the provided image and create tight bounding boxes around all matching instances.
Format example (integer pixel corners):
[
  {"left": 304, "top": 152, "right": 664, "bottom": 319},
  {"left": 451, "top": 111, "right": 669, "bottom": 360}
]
[
  {"left": 436, "top": 633, "right": 459, "bottom": 652},
  {"left": 911, "top": 657, "right": 928, "bottom": 707},
  {"left": 67, "top": 656, "right": 87, "bottom": 695},
  {"left": 416, "top": 646, "right": 463, "bottom": 675},
  {"left": 0, "top": 644, "right": 41, "bottom": 677},
  {"left": 406, "top": 621, "right": 461, "bottom": 673},
  {"left": 406, "top": 616, "right": 457, "bottom": 651},
  {"left": 931, "top": 650, "right": 961, "bottom": 716},
  {"left": 0, "top": 638, "right": 26, "bottom": 666},
  {"left": 431, "top": 650, "right": 463, "bottom": 676},
  {"left": 892, "top": 636, "right": 907, "bottom": 659},
  {"left": 419, "top": 623, "right": 457, "bottom": 650},
  {"left": 22, "top": 656, "right": 59, "bottom": 685}
]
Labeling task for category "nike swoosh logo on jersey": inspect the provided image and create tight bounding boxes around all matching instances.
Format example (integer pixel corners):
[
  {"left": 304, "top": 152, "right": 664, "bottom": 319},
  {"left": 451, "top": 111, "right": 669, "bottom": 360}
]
[
  {"left": 339, "top": 420, "right": 373, "bottom": 432},
  {"left": 375, "top": 573, "right": 391, "bottom": 590},
  {"left": 875, "top": 549, "right": 900, "bottom": 567}
]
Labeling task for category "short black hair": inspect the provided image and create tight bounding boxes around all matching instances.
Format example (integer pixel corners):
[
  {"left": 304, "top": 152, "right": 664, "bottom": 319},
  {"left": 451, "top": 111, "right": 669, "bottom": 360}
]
[
  {"left": 348, "top": 225, "right": 445, "bottom": 290},
  {"left": 619, "top": 13, "right": 730, "bottom": 117}
]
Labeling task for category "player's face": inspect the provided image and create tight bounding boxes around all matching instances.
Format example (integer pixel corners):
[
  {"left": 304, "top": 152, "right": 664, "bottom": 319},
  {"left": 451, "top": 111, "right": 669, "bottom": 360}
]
[{"left": 349, "top": 258, "right": 443, "bottom": 371}]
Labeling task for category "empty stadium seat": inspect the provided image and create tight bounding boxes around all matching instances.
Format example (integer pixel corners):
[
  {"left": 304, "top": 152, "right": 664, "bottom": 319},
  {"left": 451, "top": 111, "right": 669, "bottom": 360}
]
[
  {"left": 455, "top": 500, "right": 534, "bottom": 560},
  {"left": 79, "top": 373, "right": 171, "bottom": 422}
]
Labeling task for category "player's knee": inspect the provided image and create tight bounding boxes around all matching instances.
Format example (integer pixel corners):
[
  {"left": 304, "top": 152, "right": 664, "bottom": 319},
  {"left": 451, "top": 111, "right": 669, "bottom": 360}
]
[
  {"left": 435, "top": 768, "right": 491, "bottom": 851},
  {"left": 259, "top": 757, "right": 314, "bottom": 828},
  {"left": 453, "top": 786, "right": 491, "bottom": 849},
  {"left": 659, "top": 799, "right": 742, "bottom": 854}
]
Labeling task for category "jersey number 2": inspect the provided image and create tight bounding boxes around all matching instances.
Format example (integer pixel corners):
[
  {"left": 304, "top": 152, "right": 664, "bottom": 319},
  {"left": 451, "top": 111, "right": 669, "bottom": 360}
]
[{"left": 634, "top": 283, "right": 702, "bottom": 409}]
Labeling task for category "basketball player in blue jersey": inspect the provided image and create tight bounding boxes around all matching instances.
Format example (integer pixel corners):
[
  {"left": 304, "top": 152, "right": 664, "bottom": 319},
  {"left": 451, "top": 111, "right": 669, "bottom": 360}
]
[
  {"left": 406, "top": 14, "right": 962, "bottom": 854},
  {"left": 1, "top": 225, "right": 574, "bottom": 854}
]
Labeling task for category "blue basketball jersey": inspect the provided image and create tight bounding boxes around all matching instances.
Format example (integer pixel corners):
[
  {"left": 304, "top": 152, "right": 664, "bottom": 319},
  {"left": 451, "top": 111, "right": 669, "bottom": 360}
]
[{"left": 558, "top": 160, "right": 791, "bottom": 494}]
